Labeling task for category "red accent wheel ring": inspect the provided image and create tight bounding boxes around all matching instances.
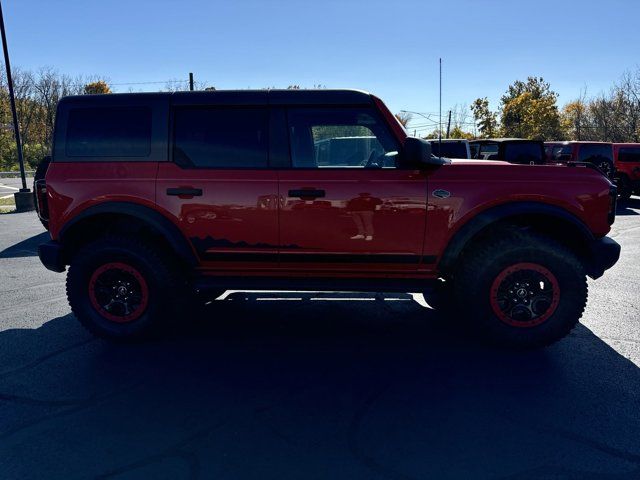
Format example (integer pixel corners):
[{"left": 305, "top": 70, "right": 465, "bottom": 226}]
[
  {"left": 88, "top": 262, "right": 149, "bottom": 323},
  {"left": 490, "top": 262, "right": 560, "bottom": 328}
]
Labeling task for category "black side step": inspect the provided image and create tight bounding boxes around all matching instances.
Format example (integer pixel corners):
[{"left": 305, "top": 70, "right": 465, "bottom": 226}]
[{"left": 193, "top": 276, "right": 437, "bottom": 294}]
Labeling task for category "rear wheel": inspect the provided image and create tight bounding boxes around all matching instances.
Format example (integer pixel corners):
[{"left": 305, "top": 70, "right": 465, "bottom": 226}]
[
  {"left": 454, "top": 231, "right": 587, "bottom": 349},
  {"left": 67, "top": 236, "right": 181, "bottom": 340}
]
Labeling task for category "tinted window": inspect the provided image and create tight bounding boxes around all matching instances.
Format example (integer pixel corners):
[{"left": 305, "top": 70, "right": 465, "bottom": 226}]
[
  {"left": 552, "top": 145, "right": 573, "bottom": 162},
  {"left": 578, "top": 144, "right": 613, "bottom": 163},
  {"left": 618, "top": 147, "right": 640, "bottom": 162},
  {"left": 478, "top": 143, "right": 499, "bottom": 159},
  {"left": 288, "top": 108, "right": 399, "bottom": 168},
  {"left": 469, "top": 143, "right": 480, "bottom": 159},
  {"left": 429, "top": 141, "right": 468, "bottom": 158},
  {"left": 66, "top": 107, "right": 151, "bottom": 157},
  {"left": 173, "top": 107, "right": 268, "bottom": 168},
  {"left": 503, "top": 142, "right": 543, "bottom": 164}
]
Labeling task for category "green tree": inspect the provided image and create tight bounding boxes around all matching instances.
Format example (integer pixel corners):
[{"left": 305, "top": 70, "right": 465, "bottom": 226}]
[
  {"left": 500, "top": 77, "right": 563, "bottom": 140},
  {"left": 449, "top": 125, "right": 474, "bottom": 139},
  {"left": 471, "top": 97, "right": 498, "bottom": 138}
]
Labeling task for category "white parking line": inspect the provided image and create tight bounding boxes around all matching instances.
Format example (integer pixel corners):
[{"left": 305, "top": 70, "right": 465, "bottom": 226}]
[{"left": 0, "top": 184, "right": 19, "bottom": 191}]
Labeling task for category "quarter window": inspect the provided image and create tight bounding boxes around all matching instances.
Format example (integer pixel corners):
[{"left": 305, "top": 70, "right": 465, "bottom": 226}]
[
  {"left": 173, "top": 107, "right": 268, "bottom": 168},
  {"left": 287, "top": 108, "right": 399, "bottom": 168},
  {"left": 66, "top": 107, "right": 151, "bottom": 157}
]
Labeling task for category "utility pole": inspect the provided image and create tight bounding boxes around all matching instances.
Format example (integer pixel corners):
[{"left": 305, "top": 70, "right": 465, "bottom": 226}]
[
  {"left": 0, "top": 1, "right": 33, "bottom": 211},
  {"left": 446, "top": 110, "right": 452, "bottom": 139},
  {"left": 189, "top": 72, "right": 194, "bottom": 91}
]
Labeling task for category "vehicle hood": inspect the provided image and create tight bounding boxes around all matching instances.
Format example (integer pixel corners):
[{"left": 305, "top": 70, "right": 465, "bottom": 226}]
[{"left": 450, "top": 159, "right": 509, "bottom": 166}]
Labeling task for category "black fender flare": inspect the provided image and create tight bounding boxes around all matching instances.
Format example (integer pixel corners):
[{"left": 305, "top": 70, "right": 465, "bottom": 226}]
[
  {"left": 438, "top": 201, "right": 595, "bottom": 274},
  {"left": 59, "top": 201, "right": 198, "bottom": 267}
]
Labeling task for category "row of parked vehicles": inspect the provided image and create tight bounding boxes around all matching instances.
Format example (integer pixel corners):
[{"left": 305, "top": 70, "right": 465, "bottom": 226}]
[{"left": 428, "top": 138, "right": 640, "bottom": 200}]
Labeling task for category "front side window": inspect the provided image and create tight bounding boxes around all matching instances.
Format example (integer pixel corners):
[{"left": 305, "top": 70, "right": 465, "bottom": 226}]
[
  {"left": 287, "top": 108, "right": 399, "bottom": 168},
  {"left": 66, "top": 107, "right": 151, "bottom": 157},
  {"left": 173, "top": 107, "right": 268, "bottom": 168},
  {"left": 618, "top": 147, "right": 640, "bottom": 163}
]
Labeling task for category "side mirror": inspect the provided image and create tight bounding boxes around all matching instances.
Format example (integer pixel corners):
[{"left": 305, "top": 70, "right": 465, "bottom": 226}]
[{"left": 401, "top": 137, "right": 450, "bottom": 167}]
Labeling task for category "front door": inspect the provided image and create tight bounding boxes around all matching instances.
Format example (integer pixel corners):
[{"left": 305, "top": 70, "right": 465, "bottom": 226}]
[{"left": 278, "top": 106, "right": 428, "bottom": 273}]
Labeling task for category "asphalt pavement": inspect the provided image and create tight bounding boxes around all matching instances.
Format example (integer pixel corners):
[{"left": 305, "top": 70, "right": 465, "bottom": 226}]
[
  {"left": 0, "top": 177, "right": 28, "bottom": 199},
  {"left": 0, "top": 200, "right": 639, "bottom": 479}
]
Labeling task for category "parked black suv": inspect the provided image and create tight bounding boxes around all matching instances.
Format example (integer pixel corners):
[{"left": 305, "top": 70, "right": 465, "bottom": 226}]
[{"left": 470, "top": 138, "right": 546, "bottom": 165}]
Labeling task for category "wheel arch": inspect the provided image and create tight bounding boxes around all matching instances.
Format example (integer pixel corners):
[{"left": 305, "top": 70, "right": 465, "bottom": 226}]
[
  {"left": 59, "top": 202, "right": 198, "bottom": 268},
  {"left": 438, "top": 201, "right": 596, "bottom": 276}
]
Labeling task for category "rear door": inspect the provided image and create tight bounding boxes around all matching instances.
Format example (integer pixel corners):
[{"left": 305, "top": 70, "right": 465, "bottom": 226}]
[
  {"left": 155, "top": 92, "right": 279, "bottom": 272},
  {"left": 277, "top": 106, "right": 428, "bottom": 273}
]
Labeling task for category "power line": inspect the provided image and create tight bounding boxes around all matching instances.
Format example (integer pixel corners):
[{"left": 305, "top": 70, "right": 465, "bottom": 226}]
[{"left": 67, "top": 79, "right": 189, "bottom": 88}]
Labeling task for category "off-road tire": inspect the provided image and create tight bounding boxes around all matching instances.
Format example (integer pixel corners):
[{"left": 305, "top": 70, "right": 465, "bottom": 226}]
[
  {"left": 67, "top": 235, "right": 182, "bottom": 340},
  {"left": 454, "top": 230, "right": 587, "bottom": 349}
]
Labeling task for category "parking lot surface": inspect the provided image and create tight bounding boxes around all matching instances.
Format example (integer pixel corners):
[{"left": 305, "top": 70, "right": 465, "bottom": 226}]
[
  {"left": 0, "top": 200, "right": 639, "bottom": 479},
  {"left": 0, "top": 177, "right": 26, "bottom": 199}
]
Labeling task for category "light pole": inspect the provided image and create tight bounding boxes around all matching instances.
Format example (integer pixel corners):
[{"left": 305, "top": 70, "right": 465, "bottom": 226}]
[{"left": 0, "top": 1, "right": 33, "bottom": 211}]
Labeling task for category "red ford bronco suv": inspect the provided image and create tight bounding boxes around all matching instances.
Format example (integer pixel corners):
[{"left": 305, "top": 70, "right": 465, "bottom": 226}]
[
  {"left": 36, "top": 90, "right": 620, "bottom": 348},
  {"left": 613, "top": 143, "right": 640, "bottom": 201},
  {"left": 545, "top": 141, "right": 616, "bottom": 180}
]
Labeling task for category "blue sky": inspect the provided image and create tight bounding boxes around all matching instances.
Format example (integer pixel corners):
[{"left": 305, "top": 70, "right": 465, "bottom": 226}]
[{"left": 4, "top": 0, "right": 639, "bottom": 130}]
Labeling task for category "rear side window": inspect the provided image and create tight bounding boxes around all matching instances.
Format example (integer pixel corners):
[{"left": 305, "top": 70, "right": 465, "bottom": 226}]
[
  {"left": 618, "top": 147, "right": 640, "bottom": 162},
  {"left": 66, "top": 107, "right": 152, "bottom": 157},
  {"left": 504, "top": 143, "right": 543, "bottom": 164},
  {"left": 578, "top": 144, "right": 613, "bottom": 163},
  {"left": 173, "top": 107, "right": 268, "bottom": 168}
]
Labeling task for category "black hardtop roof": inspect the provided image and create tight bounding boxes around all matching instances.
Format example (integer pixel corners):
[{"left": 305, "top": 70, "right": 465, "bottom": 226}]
[
  {"left": 544, "top": 141, "right": 613, "bottom": 145},
  {"left": 469, "top": 138, "right": 543, "bottom": 144},
  {"left": 59, "top": 89, "right": 375, "bottom": 107},
  {"left": 426, "top": 139, "right": 468, "bottom": 143}
]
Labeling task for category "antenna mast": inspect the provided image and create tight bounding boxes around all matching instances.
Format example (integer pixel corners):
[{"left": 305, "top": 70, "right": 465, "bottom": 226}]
[{"left": 438, "top": 58, "right": 442, "bottom": 158}]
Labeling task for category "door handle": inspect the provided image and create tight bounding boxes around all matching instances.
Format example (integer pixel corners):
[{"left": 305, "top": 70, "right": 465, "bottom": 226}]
[
  {"left": 166, "top": 187, "right": 203, "bottom": 197},
  {"left": 288, "top": 189, "right": 325, "bottom": 199}
]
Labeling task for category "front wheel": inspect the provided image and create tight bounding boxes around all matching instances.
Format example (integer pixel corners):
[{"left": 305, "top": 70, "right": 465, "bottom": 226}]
[
  {"left": 67, "top": 236, "right": 181, "bottom": 340},
  {"left": 454, "top": 231, "right": 587, "bottom": 349}
]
